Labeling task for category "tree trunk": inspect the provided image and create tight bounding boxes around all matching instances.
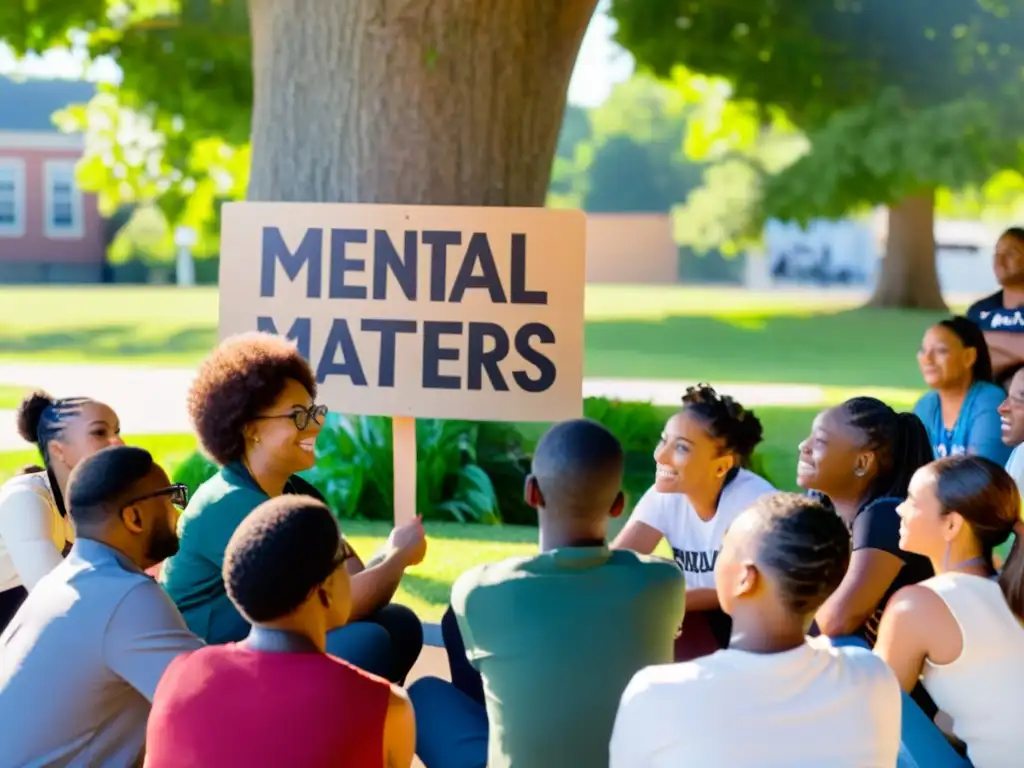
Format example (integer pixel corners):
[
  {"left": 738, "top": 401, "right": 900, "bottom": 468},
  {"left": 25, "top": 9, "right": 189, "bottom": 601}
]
[
  {"left": 867, "top": 191, "right": 948, "bottom": 310},
  {"left": 246, "top": 0, "right": 598, "bottom": 206}
]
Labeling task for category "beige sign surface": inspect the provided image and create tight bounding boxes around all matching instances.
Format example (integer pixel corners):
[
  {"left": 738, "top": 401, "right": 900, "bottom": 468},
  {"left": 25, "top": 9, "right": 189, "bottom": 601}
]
[{"left": 219, "top": 202, "right": 586, "bottom": 422}]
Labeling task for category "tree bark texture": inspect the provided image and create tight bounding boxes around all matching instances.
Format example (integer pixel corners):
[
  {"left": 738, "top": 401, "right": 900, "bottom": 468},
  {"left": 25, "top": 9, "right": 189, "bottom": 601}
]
[
  {"left": 246, "top": 0, "right": 598, "bottom": 206},
  {"left": 867, "top": 191, "right": 948, "bottom": 310}
]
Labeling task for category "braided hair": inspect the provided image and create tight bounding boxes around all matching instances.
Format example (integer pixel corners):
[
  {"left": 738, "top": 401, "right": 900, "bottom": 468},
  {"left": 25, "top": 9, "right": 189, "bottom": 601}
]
[
  {"left": 753, "top": 492, "right": 852, "bottom": 616},
  {"left": 681, "top": 383, "right": 764, "bottom": 466},
  {"left": 840, "top": 397, "right": 934, "bottom": 501},
  {"left": 15, "top": 391, "right": 92, "bottom": 518}
]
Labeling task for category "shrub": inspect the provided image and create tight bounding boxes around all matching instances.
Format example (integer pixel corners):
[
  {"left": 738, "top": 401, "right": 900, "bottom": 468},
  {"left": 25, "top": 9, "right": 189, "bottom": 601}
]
[{"left": 172, "top": 451, "right": 218, "bottom": 496}]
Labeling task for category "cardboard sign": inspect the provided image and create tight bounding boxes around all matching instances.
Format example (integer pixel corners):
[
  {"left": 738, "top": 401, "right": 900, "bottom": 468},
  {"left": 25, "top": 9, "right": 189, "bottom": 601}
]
[{"left": 219, "top": 202, "right": 586, "bottom": 423}]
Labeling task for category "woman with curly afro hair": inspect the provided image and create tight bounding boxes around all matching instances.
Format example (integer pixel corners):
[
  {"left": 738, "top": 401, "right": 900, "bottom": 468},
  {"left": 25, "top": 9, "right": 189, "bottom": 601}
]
[
  {"left": 159, "top": 332, "right": 425, "bottom": 683},
  {"left": 611, "top": 384, "right": 775, "bottom": 660}
]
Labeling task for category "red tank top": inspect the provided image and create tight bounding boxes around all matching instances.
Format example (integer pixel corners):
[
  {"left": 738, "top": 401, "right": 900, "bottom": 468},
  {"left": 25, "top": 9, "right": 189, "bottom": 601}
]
[{"left": 144, "top": 644, "right": 391, "bottom": 768}]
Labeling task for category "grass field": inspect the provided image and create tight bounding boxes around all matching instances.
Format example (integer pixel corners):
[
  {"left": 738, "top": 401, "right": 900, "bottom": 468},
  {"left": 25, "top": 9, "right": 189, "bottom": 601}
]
[
  {"left": 0, "top": 284, "right": 959, "bottom": 617},
  {"left": 0, "top": 285, "right": 958, "bottom": 389}
]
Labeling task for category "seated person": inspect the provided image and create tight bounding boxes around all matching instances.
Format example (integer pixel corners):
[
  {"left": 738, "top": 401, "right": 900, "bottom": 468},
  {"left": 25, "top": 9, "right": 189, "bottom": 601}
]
[
  {"left": 0, "top": 391, "right": 125, "bottom": 630},
  {"left": 160, "top": 332, "right": 425, "bottom": 683},
  {"left": 610, "top": 492, "right": 901, "bottom": 767},
  {"left": 914, "top": 316, "right": 1010, "bottom": 464},
  {"left": 612, "top": 384, "right": 774, "bottom": 658},
  {"left": 410, "top": 419, "right": 685, "bottom": 768},
  {"left": 876, "top": 455, "right": 1024, "bottom": 768},
  {"left": 145, "top": 495, "right": 414, "bottom": 768},
  {"left": 998, "top": 366, "right": 1024, "bottom": 490},
  {"left": 0, "top": 446, "right": 202, "bottom": 767},
  {"left": 797, "top": 397, "right": 935, "bottom": 645},
  {"left": 966, "top": 227, "right": 1024, "bottom": 386}
]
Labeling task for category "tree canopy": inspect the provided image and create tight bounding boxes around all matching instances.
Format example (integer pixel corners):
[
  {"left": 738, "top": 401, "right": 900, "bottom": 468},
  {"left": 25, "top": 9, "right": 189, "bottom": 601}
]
[{"left": 609, "top": 0, "right": 1024, "bottom": 236}]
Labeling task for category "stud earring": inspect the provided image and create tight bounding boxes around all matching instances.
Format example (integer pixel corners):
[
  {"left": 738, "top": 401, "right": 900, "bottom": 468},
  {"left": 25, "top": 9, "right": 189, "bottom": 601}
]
[{"left": 853, "top": 467, "right": 866, "bottom": 477}]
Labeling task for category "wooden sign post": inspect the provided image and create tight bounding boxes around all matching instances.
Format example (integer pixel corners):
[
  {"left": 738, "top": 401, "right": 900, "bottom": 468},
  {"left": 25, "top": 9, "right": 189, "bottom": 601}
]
[{"left": 218, "top": 202, "right": 587, "bottom": 527}]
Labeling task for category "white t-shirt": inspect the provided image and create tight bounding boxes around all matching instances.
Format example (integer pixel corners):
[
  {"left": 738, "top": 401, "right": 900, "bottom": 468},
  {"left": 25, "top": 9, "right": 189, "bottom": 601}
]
[
  {"left": 610, "top": 637, "right": 901, "bottom": 768},
  {"left": 920, "top": 573, "right": 1024, "bottom": 768},
  {"left": 630, "top": 469, "right": 775, "bottom": 588},
  {"left": 0, "top": 472, "right": 73, "bottom": 593}
]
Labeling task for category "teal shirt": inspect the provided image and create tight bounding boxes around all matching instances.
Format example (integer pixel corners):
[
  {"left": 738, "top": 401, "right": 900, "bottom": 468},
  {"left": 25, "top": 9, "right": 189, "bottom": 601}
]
[
  {"left": 160, "top": 463, "right": 320, "bottom": 644},
  {"left": 452, "top": 547, "right": 685, "bottom": 768}
]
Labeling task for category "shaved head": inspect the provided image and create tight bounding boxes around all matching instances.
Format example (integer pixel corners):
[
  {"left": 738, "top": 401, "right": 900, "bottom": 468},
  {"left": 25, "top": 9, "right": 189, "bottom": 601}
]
[{"left": 530, "top": 419, "right": 624, "bottom": 519}]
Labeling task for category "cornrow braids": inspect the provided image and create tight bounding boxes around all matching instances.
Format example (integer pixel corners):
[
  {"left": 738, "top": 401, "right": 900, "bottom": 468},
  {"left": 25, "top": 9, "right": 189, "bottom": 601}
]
[
  {"left": 754, "top": 492, "right": 852, "bottom": 616},
  {"left": 681, "top": 383, "right": 764, "bottom": 465},
  {"left": 840, "top": 397, "right": 933, "bottom": 502},
  {"left": 15, "top": 391, "right": 92, "bottom": 518}
]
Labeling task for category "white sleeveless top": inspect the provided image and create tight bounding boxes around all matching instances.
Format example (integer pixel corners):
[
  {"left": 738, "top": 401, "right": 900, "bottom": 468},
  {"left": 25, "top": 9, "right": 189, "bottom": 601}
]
[
  {"left": 921, "top": 572, "right": 1024, "bottom": 768},
  {"left": 0, "top": 472, "right": 74, "bottom": 593}
]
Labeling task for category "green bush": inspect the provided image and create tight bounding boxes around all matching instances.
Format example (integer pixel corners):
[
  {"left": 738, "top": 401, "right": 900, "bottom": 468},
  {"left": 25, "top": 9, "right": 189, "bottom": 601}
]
[
  {"left": 167, "top": 399, "right": 777, "bottom": 526},
  {"left": 172, "top": 450, "right": 218, "bottom": 496}
]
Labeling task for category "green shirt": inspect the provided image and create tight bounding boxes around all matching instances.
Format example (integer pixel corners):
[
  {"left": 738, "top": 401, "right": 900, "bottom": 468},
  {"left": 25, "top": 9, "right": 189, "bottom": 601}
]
[
  {"left": 160, "top": 463, "right": 323, "bottom": 644},
  {"left": 451, "top": 546, "right": 685, "bottom": 768}
]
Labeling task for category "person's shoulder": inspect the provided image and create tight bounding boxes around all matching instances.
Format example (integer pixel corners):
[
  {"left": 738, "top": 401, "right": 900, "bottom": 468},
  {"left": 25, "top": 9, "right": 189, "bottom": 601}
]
[
  {"left": 0, "top": 471, "right": 53, "bottom": 508},
  {"left": 826, "top": 643, "right": 901, "bottom": 698},
  {"left": 180, "top": 469, "right": 264, "bottom": 524},
  {"left": 913, "top": 389, "right": 939, "bottom": 416},
  {"left": 967, "top": 290, "right": 1003, "bottom": 319},
  {"left": 451, "top": 555, "right": 536, "bottom": 614},
  {"left": 974, "top": 381, "right": 1009, "bottom": 406},
  {"left": 732, "top": 469, "right": 776, "bottom": 497},
  {"left": 860, "top": 495, "right": 900, "bottom": 517},
  {"left": 622, "top": 658, "right": 721, "bottom": 709},
  {"left": 620, "top": 551, "right": 686, "bottom": 583}
]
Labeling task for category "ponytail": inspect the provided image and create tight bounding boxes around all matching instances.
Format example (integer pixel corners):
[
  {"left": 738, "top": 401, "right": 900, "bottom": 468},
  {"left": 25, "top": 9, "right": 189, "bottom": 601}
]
[
  {"left": 843, "top": 397, "right": 934, "bottom": 501},
  {"left": 999, "top": 520, "right": 1024, "bottom": 620}
]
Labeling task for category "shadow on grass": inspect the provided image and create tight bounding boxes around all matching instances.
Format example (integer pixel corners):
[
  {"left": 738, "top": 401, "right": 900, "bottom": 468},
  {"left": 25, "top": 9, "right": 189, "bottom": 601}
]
[
  {"left": 0, "top": 325, "right": 216, "bottom": 361},
  {"left": 584, "top": 308, "right": 944, "bottom": 389}
]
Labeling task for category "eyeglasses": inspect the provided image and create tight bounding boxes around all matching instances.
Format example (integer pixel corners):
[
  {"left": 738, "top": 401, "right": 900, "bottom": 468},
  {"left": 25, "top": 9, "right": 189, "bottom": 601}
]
[
  {"left": 332, "top": 535, "right": 356, "bottom": 569},
  {"left": 124, "top": 483, "right": 190, "bottom": 509},
  {"left": 253, "top": 404, "right": 328, "bottom": 432}
]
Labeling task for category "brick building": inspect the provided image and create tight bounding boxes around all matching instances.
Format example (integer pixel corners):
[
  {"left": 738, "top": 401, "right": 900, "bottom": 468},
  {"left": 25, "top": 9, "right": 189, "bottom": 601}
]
[{"left": 0, "top": 75, "right": 108, "bottom": 283}]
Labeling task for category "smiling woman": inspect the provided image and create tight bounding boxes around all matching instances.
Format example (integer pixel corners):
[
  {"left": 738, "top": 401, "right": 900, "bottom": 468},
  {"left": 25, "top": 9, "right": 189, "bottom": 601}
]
[
  {"left": 158, "top": 331, "right": 426, "bottom": 685},
  {"left": 913, "top": 316, "right": 1010, "bottom": 464},
  {"left": 611, "top": 384, "right": 776, "bottom": 658}
]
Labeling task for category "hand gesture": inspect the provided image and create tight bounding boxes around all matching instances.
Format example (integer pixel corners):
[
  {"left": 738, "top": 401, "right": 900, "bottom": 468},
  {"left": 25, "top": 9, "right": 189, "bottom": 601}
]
[{"left": 388, "top": 515, "right": 427, "bottom": 567}]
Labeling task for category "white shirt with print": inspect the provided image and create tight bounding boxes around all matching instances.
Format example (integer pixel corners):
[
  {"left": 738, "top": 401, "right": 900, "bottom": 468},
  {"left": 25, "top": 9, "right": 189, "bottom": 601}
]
[{"left": 629, "top": 469, "right": 774, "bottom": 589}]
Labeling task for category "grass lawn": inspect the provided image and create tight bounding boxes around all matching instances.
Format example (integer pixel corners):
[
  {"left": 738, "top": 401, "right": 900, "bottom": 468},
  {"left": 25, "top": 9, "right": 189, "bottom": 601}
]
[
  {"left": 0, "top": 285, "right": 962, "bottom": 390},
  {"left": 0, "top": 284, "right": 965, "bottom": 617}
]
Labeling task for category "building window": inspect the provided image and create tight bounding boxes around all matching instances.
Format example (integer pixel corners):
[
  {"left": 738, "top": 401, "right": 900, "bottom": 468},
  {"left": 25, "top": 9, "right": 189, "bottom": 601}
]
[
  {"left": 0, "top": 158, "right": 26, "bottom": 238},
  {"left": 44, "top": 160, "right": 84, "bottom": 239}
]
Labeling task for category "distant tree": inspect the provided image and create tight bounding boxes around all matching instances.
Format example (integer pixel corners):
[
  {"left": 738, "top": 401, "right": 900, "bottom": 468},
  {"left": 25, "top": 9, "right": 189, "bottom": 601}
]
[{"left": 610, "top": 0, "right": 1024, "bottom": 308}]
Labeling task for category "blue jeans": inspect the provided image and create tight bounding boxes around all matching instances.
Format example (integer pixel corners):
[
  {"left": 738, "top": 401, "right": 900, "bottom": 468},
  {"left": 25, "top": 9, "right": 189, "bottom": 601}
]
[
  {"left": 326, "top": 603, "right": 423, "bottom": 684},
  {"left": 408, "top": 677, "right": 488, "bottom": 768}
]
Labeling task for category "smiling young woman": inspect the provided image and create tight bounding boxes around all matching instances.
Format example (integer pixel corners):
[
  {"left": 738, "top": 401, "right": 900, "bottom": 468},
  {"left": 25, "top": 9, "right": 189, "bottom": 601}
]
[{"left": 612, "top": 384, "right": 775, "bottom": 657}]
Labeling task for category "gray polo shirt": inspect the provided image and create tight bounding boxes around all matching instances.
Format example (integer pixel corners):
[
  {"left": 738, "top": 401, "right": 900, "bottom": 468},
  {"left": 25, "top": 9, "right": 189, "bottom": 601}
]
[{"left": 0, "top": 538, "right": 203, "bottom": 767}]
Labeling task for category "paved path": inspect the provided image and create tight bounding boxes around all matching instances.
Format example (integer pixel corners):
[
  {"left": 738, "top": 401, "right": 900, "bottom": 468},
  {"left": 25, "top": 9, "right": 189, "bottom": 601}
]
[{"left": 0, "top": 362, "right": 831, "bottom": 451}]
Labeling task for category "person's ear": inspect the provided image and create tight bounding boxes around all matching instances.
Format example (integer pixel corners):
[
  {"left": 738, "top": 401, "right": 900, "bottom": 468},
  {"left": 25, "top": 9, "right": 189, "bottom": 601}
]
[
  {"left": 853, "top": 452, "right": 874, "bottom": 479},
  {"left": 524, "top": 475, "right": 543, "bottom": 509},
  {"left": 735, "top": 561, "right": 759, "bottom": 598},
  {"left": 608, "top": 490, "right": 625, "bottom": 519},
  {"left": 714, "top": 453, "right": 736, "bottom": 479},
  {"left": 242, "top": 421, "right": 261, "bottom": 447},
  {"left": 962, "top": 346, "right": 978, "bottom": 372},
  {"left": 944, "top": 511, "right": 966, "bottom": 543},
  {"left": 316, "top": 583, "right": 331, "bottom": 609},
  {"left": 46, "top": 439, "right": 66, "bottom": 468},
  {"left": 120, "top": 505, "right": 144, "bottom": 534}
]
